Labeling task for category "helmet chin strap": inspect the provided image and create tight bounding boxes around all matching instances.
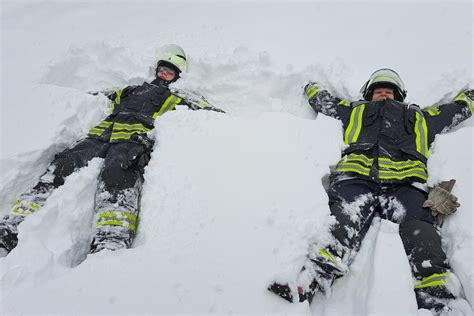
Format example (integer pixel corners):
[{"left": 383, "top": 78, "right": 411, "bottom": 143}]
[
  {"left": 154, "top": 72, "right": 179, "bottom": 86},
  {"left": 155, "top": 78, "right": 172, "bottom": 86}
]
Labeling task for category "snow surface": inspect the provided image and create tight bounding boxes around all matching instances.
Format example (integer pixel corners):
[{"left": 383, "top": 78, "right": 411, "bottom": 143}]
[{"left": 0, "top": 1, "right": 473, "bottom": 315}]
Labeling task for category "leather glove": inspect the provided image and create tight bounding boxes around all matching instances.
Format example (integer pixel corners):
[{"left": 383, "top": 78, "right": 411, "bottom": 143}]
[
  {"left": 423, "top": 179, "right": 460, "bottom": 225},
  {"left": 304, "top": 82, "right": 322, "bottom": 101},
  {"left": 122, "top": 134, "right": 155, "bottom": 169},
  {"left": 131, "top": 133, "right": 154, "bottom": 150}
]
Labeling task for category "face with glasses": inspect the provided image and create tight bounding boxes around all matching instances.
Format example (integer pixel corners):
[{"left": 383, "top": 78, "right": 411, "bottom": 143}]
[{"left": 156, "top": 65, "right": 177, "bottom": 81}]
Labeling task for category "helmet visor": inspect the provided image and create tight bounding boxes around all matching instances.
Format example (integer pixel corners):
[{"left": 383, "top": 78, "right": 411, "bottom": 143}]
[
  {"left": 158, "top": 53, "right": 187, "bottom": 73},
  {"left": 362, "top": 68, "right": 407, "bottom": 101},
  {"left": 367, "top": 68, "right": 405, "bottom": 92}
]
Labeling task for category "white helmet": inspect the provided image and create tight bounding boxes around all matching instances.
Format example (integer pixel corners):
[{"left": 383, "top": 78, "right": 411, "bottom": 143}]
[
  {"left": 156, "top": 44, "right": 188, "bottom": 74},
  {"left": 360, "top": 68, "right": 407, "bottom": 102}
]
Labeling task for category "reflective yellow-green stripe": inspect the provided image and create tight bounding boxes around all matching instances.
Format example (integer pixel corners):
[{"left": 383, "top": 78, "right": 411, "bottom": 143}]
[
  {"left": 98, "top": 211, "right": 137, "bottom": 222},
  {"left": 335, "top": 155, "right": 428, "bottom": 181},
  {"left": 112, "top": 127, "right": 149, "bottom": 133},
  {"left": 12, "top": 208, "right": 33, "bottom": 216},
  {"left": 12, "top": 201, "right": 41, "bottom": 216},
  {"left": 87, "top": 121, "right": 113, "bottom": 137},
  {"left": 110, "top": 122, "right": 152, "bottom": 141},
  {"left": 378, "top": 169, "right": 428, "bottom": 181},
  {"left": 14, "top": 201, "right": 40, "bottom": 210},
  {"left": 425, "top": 104, "right": 441, "bottom": 116},
  {"left": 89, "top": 121, "right": 113, "bottom": 131},
  {"left": 335, "top": 153, "right": 373, "bottom": 176},
  {"left": 88, "top": 128, "right": 107, "bottom": 136},
  {"left": 379, "top": 158, "right": 427, "bottom": 170},
  {"left": 169, "top": 97, "right": 182, "bottom": 110},
  {"left": 319, "top": 249, "right": 337, "bottom": 265},
  {"left": 113, "top": 125, "right": 151, "bottom": 133},
  {"left": 96, "top": 211, "right": 138, "bottom": 233},
  {"left": 344, "top": 103, "right": 365, "bottom": 144},
  {"left": 110, "top": 132, "right": 139, "bottom": 141},
  {"left": 414, "top": 112, "right": 429, "bottom": 158},
  {"left": 97, "top": 121, "right": 113, "bottom": 128},
  {"left": 414, "top": 273, "right": 448, "bottom": 289},
  {"left": 153, "top": 95, "right": 182, "bottom": 119},
  {"left": 378, "top": 156, "right": 428, "bottom": 181},
  {"left": 335, "top": 162, "right": 371, "bottom": 176},
  {"left": 113, "top": 122, "right": 148, "bottom": 129},
  {"left": 454, "top": 92, "right": 473, "bottom": 114},
  {"left": 305, "top": 86, "right": 319, "bottom": 100},
  {"left": 96, "top": 220, "right": 137, "bottom": 233},
  {"left": 345, "top": 153, "right": 373, "bottom": 167},
  {"left": 338, "top": 99, "right": 350, "bottom": 107},
  {"left": 196, "top": 99, "right": 211, "bottom": 109},
  {"left": 114, "top": 89, "right": 123, "bottom": 104}
]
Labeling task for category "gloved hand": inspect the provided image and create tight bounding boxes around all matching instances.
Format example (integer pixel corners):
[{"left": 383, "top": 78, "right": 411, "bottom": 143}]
[
  {"left": 423, "top": 179, "right": 460, "bottom": 225},
  {"left": 453, "top": 88, "right": 473, "bottom": 108},
  {"left": 461, "top": 89, "right": 474, "bottom": 99},
  {"left": 122, "top": 134, "right": 155, "bottom": 169},
  {"left": 131, "top": 133, "right": 155, "bottom": 150},
  {"left": 188, "top": 96, "right": 226, "bottom": 113},
  {"left": 304, "top": 82, "right": 322, "bottom": 101}
]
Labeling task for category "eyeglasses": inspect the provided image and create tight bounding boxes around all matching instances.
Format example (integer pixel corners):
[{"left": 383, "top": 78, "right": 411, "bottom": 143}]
[{"left": 157, "top": 66, "right": 177, "bottom": 80}]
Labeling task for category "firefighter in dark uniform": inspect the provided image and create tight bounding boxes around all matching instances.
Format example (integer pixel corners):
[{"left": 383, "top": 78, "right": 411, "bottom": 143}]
[
  {"left": 269, "top": 68, "right": 473, "bottom": 314},
  {"left": 0, "top": 44, "right": 223, "bottom": 255}
]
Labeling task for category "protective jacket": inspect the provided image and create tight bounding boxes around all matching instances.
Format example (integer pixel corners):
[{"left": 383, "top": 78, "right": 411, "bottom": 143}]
[
  {"left": 4, "top": 78, "right": 223, "bottom": 255},
  {"left": 87, "top": 78, "right": 213, "bottom": 142},
  {"left": 306, "top": 87, "right": 473, "bottom": 183}
]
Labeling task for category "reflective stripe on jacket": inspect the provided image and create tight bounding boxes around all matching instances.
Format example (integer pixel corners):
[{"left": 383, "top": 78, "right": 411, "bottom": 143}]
[
  {"left": 308, "top": 89, "right": 472, "bottom": 183},
  {"left": 87, "top": 80, "right": 182, "bottom": 142}
]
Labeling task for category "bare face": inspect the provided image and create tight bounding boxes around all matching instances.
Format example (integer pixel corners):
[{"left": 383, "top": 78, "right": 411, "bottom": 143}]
[{"left": 372, "top": 88, "right": 395, "bottom": 101}]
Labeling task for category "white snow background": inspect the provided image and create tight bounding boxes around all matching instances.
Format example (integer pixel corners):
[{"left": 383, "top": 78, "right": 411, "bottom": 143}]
[{"left": 0, "top": 1, "right": 473, "bottom": 315}]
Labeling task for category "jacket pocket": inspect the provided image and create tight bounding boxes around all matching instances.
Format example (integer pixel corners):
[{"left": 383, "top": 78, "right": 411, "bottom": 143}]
[
  {"left": 404, "top": 109, "right": 415, "bottom": 134},
  {"left": 362, "top": 103, "right": 378, "bottom": 126},
  {"left": 400, "top": 147, "right": 427, "bottom": 164},
  {"left": 342, "top": 142, "right": 375, "bottom": 156}
]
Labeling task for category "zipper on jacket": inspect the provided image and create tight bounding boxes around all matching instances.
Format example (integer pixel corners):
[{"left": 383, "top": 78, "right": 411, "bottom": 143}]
[{"left": 371, "top": 102, "right": 384, "bottom": 182}]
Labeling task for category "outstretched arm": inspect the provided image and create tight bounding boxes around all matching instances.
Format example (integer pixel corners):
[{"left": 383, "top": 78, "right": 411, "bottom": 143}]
[
  {"left": 88, "top": 86, "right": 134, "bottom": 101},
  {"left": 171, "top": 88, "right": 225, "bottom": 113},
  {"left": 178, "top": 96, "right": 225, "bottom": 113},
  {"left": 423, "top": 89, "right": 473, "bottom": 138},
  {"left": 304, "top": 82, "right": 352, "bottom": 121}
]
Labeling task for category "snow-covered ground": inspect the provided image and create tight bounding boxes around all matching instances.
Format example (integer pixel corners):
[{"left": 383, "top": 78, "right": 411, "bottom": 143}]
[{"left": 0, "top": 1, "right": 473, "bottom": 315}]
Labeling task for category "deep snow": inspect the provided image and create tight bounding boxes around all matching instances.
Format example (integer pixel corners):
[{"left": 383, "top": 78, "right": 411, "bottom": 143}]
[{"left": 0, "top": 1, "right": 473, "bottom": 315}]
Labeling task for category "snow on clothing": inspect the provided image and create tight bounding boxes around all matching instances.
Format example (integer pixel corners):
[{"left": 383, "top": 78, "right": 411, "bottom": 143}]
[
  {"left": 87, "top": 80, "right": 183, "bottom": 142},
  {"left": 306, "top": 87, "right": 473, "bottom": 184},
  {"left": 325, "top": 176, "right": 448, "bottom": 280},
  {"left": 2, "top": 78, "right": 217, "bottom": 253},
  {"left": 305, "top": 85, "right": 473, "bottom": 310}
]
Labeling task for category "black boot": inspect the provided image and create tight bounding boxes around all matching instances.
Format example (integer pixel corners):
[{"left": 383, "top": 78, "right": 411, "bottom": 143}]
[
  {"left": 267, "top": 278, "right": 321, "bottom": 303},
  {"left": 415, "top": 286, "right": 455, "bottom": 315},
  {"left": 89, "top": 230, "right": 132, "bottom": 254},
  {"left": 268, "top": 250, "right": 346, "bottom": 303},
  {"left": 267, "top": 282, "right": 295, "bottom": 303},
  {"left": 0, "top": 220, "right": 19, "bottom": 256}
]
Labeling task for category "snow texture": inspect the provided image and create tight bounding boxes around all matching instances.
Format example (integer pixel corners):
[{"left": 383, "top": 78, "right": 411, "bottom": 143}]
[{"left": 1, "top": 1, "right": 473, "bottom": 315}]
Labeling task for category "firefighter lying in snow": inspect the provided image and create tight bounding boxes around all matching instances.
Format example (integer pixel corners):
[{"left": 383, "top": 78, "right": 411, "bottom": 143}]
[
  {"left": 0, "top": 44, "right": 224, "bottom": 256},
  {"left": 269, "top": 68, "right": 473, "bottom": 315}
]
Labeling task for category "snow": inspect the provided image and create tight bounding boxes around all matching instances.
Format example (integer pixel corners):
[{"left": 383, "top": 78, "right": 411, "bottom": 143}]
[{"left": 0, "top": 1, "right": 473, "bottom": 315}]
